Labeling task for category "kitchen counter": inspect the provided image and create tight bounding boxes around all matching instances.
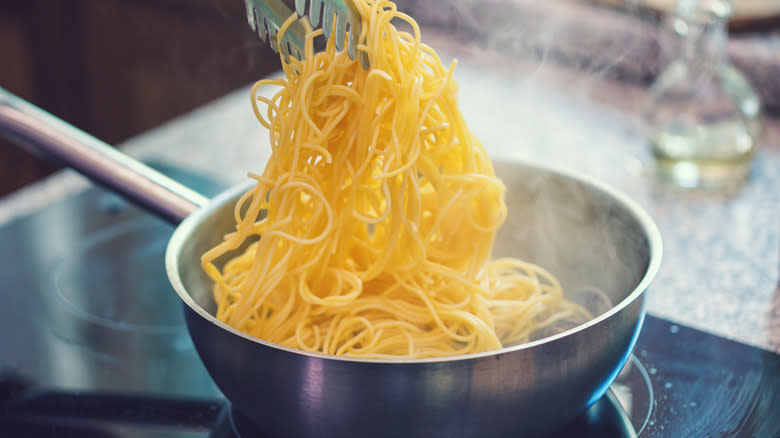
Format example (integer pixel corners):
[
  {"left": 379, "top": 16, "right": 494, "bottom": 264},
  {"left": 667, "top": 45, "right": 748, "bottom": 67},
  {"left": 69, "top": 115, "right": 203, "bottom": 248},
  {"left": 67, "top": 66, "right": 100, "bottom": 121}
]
[{"left": 1, "top": 33, "right": 778, "bottom": 355}]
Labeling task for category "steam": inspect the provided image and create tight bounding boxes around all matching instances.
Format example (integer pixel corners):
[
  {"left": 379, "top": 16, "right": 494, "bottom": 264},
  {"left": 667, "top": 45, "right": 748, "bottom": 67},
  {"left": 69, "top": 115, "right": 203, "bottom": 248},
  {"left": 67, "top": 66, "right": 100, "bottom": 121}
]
[
  {"left": 490, "top": 161, "right": 650, "bottom": 313},
  {"left": 394, "top": 0, "right": 662, "bottom": 96}
]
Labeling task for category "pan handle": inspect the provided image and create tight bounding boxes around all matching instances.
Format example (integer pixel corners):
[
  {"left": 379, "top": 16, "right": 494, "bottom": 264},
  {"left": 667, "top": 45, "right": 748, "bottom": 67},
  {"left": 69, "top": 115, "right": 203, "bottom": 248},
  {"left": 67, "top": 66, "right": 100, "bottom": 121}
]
[{"left": 0, "top": 87, "right": 209, "bottom": 224}]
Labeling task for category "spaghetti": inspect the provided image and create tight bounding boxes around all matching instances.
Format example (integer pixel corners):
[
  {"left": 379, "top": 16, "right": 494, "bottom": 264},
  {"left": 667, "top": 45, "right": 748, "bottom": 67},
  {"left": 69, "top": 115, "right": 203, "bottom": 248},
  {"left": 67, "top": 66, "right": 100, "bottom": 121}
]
[{"left": 202, "top": 0, "right": 589, "bottom": 358}]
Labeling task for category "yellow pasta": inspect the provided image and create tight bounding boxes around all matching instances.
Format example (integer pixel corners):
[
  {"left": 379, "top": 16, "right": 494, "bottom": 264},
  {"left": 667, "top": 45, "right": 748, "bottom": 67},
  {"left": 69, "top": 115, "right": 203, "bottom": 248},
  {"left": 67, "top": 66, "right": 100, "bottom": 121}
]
[{"left": 201, "top": 0, "right": 590, "bottom": 358}]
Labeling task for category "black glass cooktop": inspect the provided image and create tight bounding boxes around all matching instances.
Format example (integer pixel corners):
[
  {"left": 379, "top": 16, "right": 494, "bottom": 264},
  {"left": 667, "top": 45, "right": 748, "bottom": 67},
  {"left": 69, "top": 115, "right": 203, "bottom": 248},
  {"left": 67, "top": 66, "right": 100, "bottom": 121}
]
[
  {"left": 1, "top": 170, "right": 778, "bottom": 437},
  {"left": 3, "top": 316, "right": 778, "bottom": 437}
]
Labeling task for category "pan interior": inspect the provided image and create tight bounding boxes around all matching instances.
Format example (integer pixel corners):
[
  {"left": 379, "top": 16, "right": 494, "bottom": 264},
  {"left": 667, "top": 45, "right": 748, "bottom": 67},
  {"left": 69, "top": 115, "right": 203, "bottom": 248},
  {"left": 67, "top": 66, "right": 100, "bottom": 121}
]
[
  {"left": 492, "top": 161, "right": 652, "bottom": 317},
  {"left": 168, "top": 162, "right": 655, "bottom": 352}
]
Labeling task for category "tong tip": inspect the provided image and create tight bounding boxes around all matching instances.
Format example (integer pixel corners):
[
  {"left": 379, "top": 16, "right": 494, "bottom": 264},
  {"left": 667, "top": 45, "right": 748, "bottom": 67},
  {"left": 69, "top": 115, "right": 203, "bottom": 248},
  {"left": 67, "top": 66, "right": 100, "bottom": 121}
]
[{"left": 245, "top": 0, "right": 365, "bottom": 67}]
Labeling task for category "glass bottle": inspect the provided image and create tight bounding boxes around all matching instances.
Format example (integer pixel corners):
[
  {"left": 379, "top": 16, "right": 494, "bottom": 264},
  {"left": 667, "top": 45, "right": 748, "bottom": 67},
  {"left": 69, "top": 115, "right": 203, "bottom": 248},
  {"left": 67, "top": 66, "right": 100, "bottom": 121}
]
[{"left": 644, "top": 0, "right": 761, "bottom": 189}]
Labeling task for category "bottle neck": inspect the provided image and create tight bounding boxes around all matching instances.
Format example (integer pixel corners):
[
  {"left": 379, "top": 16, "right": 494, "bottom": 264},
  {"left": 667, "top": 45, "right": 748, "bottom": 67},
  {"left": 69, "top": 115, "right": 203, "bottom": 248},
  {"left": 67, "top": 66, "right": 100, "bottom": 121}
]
[
  {"left": 680, "top": 15, "right": 728, "bottom": 69},
  {"left": 671, "top": 0, "right": 733, "bottom": 73}
]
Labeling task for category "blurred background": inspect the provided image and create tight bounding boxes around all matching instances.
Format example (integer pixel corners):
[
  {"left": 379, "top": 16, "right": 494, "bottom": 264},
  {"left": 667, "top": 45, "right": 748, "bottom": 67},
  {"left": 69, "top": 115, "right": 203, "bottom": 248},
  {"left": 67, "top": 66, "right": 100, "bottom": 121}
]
[
  {"left": 0, "top": 0, "right": 778, "bottom": 196},
  {"left": 0, "top": 0, "right": 278, "bottom": 196}
]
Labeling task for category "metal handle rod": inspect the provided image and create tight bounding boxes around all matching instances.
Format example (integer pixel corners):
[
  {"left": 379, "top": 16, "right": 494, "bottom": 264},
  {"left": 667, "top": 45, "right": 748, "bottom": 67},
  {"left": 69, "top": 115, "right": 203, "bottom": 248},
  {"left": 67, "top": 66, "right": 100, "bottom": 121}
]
[{"left": 0, "top": 87, "right": 209, "bottom": 224}]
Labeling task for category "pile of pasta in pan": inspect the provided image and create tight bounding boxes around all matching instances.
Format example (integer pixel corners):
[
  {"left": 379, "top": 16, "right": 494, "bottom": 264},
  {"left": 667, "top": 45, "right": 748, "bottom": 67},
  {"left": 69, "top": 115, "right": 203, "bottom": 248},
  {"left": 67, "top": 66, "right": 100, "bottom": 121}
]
[{"left": 202, "top": 0, "right": 589, "bottom": 359}]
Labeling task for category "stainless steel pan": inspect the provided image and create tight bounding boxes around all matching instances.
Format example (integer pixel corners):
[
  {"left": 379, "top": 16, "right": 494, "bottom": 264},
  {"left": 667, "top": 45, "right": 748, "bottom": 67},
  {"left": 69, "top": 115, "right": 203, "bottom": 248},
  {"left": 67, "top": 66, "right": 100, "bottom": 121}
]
[{"left": 0, "top": 87, "right": 662, "bottom": 438}]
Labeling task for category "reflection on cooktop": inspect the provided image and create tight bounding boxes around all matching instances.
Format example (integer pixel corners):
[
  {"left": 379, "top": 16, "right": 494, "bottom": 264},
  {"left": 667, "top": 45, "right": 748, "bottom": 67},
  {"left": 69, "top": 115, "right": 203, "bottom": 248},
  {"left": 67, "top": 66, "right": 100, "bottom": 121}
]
[{"left": 637, "top": 316, "right": 780, "bottom": 437}]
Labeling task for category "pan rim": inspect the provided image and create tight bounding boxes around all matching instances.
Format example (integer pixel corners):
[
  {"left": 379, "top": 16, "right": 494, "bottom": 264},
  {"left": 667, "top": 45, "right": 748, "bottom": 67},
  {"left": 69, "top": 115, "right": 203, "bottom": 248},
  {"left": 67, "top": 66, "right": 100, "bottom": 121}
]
[{"left": 165, "top": 158, "right": 662, "bottom": 364}]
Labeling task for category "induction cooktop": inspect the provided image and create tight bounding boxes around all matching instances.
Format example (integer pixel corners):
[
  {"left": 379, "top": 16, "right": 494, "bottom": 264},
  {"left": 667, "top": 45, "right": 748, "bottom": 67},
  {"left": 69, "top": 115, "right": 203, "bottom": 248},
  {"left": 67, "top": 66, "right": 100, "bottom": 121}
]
[{"left": 1, "top": 166, "right": 778, "bottom": 437}]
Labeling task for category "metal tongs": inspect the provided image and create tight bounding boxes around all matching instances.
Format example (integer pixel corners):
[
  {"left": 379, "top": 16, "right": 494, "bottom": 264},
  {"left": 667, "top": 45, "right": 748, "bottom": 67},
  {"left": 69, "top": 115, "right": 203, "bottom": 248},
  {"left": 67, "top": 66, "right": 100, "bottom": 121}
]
[{"left": 244, "top": 0, "right": 364, "bottom": 64}]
